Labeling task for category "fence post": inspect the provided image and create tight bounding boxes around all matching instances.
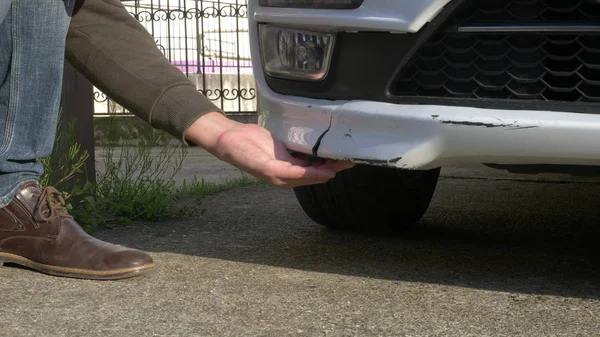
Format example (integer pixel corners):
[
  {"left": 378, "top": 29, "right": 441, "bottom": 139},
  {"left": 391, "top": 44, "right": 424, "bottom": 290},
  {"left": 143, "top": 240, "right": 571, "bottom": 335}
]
[{"left": 59, "top": 61, "right": 96, "bottom": 185}]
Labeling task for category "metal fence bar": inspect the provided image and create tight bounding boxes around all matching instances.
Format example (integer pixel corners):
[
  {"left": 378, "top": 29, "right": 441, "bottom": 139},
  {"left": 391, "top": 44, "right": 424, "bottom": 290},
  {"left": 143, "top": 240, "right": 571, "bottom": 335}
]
[{"left": 94, "top": 0, "right": 256, "bottom": 116}]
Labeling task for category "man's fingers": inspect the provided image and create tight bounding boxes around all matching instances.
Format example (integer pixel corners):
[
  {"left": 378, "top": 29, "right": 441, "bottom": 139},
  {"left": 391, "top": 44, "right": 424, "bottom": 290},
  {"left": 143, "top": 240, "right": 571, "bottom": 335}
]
[
  {"left": 285, "top": 151, "right": 319, "bottom": 167},
  {"left": 286, "top": 152, "right": 357, "bottom": 171},
  {"left": 323, "top": 160, "right": 356, "bottom": 172},
  {"left": 269, "top": 160, "right": 335, "bottom": 180},
  {"left": 271, "top": 174, "right": 333, "bottom": 188},
  {"left": 266, "top": 160, "right": 336, "bottom": 180},
  {"left": 286, "top": 155, "right": 311, "bottom": 167},
  {"left": 262, "top": 157, "right": 359, "bottom": 187}
]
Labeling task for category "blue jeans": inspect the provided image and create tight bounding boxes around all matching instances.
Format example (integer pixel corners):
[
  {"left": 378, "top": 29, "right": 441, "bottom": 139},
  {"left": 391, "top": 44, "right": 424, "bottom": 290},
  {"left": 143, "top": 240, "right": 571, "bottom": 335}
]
[{"left": 0, "top": 0, "right": 74, "bottom": 207}]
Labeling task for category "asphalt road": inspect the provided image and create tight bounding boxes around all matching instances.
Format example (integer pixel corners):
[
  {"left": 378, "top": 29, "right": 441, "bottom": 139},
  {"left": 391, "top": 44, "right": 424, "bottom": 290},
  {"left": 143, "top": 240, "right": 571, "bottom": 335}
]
[{"left": 1, "top": 155, "right": 599, "bottom": 336}]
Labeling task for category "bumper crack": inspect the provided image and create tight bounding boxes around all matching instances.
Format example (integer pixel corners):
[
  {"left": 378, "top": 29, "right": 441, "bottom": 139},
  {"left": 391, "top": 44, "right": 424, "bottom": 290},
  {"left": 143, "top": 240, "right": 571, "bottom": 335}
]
[{"left": 312, "top": 113, "right": 334, "bottom": 157}]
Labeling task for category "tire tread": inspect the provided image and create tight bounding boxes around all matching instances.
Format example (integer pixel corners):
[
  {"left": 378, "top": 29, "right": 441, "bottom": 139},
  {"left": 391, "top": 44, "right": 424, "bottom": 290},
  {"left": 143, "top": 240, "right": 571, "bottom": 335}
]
[{"left": 294, "top": 165, "right": 441, "bottom": 230}]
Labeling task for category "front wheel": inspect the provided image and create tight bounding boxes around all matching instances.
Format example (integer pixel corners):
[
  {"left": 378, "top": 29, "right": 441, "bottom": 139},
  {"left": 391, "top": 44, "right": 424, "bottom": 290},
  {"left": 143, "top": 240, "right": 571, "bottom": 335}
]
[{"left": 293, "top": 165, "right": 441, "bottom": 231}]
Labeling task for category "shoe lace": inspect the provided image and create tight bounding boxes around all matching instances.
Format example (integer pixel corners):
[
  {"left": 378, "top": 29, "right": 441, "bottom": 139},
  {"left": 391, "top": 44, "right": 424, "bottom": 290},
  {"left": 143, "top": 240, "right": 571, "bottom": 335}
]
[{"left": 35, "top": 187, "right": 72, "bottom": 222}]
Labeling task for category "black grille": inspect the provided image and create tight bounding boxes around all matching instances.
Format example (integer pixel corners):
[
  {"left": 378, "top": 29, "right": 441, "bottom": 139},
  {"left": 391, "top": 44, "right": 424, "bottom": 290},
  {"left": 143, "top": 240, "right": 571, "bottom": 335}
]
[{"left": 390, "top": 0, "right": 600, "bottom": 103}]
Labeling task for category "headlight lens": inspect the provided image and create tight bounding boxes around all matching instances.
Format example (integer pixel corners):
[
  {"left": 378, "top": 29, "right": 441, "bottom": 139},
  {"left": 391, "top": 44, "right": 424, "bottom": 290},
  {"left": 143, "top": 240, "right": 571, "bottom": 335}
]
[
  {"left": 259, "top": 25, "right": 335, "bottom": 81},
  {"left": 259, "top": 0, "right": 363, "bottom": 9}
]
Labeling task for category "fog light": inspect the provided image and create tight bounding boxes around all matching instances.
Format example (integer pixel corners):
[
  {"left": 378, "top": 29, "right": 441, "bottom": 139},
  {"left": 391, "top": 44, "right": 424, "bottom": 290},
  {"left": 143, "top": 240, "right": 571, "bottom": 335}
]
[
  {"left": 259, "top": 25, "right": 335, "bottom": 81},
  {"left": 259, "top": 0, "right": 363, "bottom": 9}
]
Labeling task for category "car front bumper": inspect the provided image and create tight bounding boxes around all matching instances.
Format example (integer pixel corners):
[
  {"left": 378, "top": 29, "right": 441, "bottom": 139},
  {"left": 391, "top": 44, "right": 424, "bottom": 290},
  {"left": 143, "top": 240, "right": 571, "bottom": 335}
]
[
  {"left": 258, "top": 91, "right": 600, "bottom": 170},
  {"left": 248, "top": 1, "right": 600, "bottom": 170}
]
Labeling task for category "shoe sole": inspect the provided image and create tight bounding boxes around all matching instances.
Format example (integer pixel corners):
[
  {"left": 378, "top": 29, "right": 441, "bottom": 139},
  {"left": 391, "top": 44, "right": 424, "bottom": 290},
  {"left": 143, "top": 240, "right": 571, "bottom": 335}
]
[{"left": 0, "top": 252, "right": 156, "bottom": 280}]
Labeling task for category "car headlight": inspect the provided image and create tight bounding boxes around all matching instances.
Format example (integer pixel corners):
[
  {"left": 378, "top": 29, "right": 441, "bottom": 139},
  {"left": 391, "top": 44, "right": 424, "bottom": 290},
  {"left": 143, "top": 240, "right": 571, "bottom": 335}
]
[
  {"left": 259, "top": 0, "right": 363, "bottom": 9},
  {"left": 259, "top": 25, "right": 335, "bottom": 81}
]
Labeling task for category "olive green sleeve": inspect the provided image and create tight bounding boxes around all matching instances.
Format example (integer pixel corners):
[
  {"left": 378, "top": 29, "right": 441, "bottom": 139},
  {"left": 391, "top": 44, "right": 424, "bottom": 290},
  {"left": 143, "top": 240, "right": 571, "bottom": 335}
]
[{"left": 65, "top": 0, "right": 225, "bottom": 144}]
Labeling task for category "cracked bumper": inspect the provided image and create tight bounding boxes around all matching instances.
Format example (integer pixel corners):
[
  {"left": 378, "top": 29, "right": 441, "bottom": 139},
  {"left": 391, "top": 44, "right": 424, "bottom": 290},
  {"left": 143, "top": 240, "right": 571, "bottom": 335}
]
[
  {"left": 248, "top": 1, "right": 600, "bottom": 170},
  {"left": 258, "top": 93, "right": 600, "bottom": 170}
]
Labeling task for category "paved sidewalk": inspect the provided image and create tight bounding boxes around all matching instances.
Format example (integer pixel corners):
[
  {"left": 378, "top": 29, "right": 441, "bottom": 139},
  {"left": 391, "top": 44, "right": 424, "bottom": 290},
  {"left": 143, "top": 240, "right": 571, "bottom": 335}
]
[{"left": 1, "top": 155, "right": 599, "bottom": 336}]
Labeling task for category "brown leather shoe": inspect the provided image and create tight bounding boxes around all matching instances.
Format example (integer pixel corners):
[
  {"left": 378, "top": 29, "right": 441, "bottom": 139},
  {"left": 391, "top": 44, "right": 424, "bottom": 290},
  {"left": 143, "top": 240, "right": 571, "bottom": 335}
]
[{"left": 0, "top": 183, "right": 155, "bottom": 280}]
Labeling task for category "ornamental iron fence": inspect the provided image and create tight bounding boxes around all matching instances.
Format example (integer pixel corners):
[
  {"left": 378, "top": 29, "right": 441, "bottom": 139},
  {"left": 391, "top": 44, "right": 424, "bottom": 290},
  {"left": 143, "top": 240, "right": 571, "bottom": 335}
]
[{"left": 94, "top": 0, "right": 256, "bottom": 115}]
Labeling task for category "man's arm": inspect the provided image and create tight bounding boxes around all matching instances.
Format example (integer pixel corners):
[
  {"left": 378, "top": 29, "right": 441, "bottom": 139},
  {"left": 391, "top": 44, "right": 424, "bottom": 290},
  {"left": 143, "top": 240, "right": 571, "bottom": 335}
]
[
  {"left": 66, "top": 0, "right": 222, "bottom": 144},
  {"left": 65, "top": 0, "right": 354, "bottom": 188}
]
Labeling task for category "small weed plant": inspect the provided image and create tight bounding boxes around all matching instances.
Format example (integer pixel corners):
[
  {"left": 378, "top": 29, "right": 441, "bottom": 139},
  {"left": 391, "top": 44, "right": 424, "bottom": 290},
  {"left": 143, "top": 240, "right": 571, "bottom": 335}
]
[{"left": 40, "top": 113, "right": 261, "bottom": 232}]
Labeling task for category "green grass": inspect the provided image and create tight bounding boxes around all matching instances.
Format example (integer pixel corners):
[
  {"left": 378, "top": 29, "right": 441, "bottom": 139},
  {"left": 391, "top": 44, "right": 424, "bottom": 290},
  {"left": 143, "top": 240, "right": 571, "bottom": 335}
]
[
  {"left": 74, "top": 173, "right": 263, "bottom": 232},
  {"left": 41, "top": 112, "right": 263, "bottom": 233}
]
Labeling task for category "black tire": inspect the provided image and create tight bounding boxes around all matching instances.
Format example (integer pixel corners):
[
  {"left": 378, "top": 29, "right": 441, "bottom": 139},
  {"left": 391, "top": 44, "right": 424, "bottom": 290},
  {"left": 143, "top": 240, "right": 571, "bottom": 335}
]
[{"left": 293, "top": 164, "right": 441, "bottom": 231}]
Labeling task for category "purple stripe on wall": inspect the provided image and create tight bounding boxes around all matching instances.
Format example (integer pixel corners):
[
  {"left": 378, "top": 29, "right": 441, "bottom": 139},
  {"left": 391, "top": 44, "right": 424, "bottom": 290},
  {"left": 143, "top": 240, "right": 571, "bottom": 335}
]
[{"left": 171, "top": 60, "right": 253, "bottom": 74}]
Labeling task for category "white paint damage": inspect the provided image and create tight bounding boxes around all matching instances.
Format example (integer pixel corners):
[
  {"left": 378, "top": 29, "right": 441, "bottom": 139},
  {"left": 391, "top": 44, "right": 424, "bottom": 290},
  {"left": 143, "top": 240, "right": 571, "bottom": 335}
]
[{"left": 258, "top": 94, "right": 600, "bottom": 170}]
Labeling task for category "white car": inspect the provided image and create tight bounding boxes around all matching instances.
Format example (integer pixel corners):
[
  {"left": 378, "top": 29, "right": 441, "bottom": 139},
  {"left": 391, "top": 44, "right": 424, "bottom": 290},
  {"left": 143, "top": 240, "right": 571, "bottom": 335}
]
[{"left": 248, "top": 0, "right": 600, "bottom": 230}]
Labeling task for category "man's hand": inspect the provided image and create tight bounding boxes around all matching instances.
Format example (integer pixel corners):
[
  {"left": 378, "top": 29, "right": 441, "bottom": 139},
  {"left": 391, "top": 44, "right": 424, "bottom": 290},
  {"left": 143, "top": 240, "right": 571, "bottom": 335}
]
[{"left": 184, "top": 112, "right": 355, "bottom": 188}]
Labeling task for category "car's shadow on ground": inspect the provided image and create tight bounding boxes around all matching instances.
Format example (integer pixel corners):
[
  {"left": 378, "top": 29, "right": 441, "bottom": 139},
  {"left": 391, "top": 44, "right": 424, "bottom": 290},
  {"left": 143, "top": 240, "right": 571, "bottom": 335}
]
[{"left": 98, "top": 178, "right": 600, "bottom": 300}]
